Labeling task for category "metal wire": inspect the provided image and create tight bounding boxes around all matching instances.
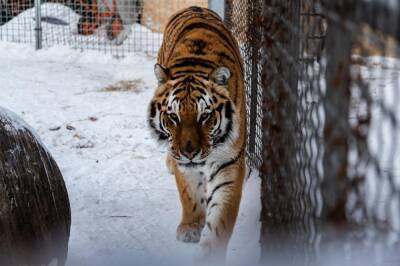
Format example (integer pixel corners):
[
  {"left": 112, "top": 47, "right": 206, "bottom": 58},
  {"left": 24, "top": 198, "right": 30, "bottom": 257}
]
[
  {"left": 2, "top": 0, "right": 399, "bottom": 261},
  {"left": 0, "top": 0, "right": 208, "bottom": 54},
  {"left": 226, "top": 0, "right": 399, "bottom": 263}
]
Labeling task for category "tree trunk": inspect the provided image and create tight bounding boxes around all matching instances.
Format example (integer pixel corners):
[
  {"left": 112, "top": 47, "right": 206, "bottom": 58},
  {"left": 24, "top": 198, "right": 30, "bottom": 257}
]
[{"left": 0, "top": 107, "right": 71, "bottom": 266}]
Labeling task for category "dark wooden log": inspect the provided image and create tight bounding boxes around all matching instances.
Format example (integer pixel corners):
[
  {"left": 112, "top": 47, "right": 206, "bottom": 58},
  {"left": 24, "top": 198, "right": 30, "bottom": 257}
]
[{"left": 0, "top": 107, "right": 71, "bottom": 266}]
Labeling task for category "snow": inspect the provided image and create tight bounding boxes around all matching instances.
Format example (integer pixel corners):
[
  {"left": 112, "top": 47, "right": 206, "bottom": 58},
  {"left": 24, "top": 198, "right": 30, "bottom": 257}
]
[
  {"left": 0, "top": 105, "right": 35, "bottom": 133},
  {"left": 0, "top": 42, "right": 261, "bottom": 266},
  {"left": 0, "top": 105, "right": 51, "bottom": 154}
]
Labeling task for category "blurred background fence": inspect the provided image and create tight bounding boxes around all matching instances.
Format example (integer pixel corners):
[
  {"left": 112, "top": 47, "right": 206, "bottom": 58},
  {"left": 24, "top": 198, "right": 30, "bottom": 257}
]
[
  {"left": 0, "top": 0, "right": 209, "bottom": 55},
  {"left": 224, "top": 0, "right": 400, "bottom": 264}
]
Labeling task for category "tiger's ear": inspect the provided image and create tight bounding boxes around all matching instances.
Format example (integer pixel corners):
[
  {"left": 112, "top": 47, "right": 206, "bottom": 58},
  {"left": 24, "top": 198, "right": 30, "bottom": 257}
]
[
  {"left": 211, "top": 66, "right": 231, "bottom": 86},
  {"left": 154, "top": 64, "right": 169, "bottom": 85}
]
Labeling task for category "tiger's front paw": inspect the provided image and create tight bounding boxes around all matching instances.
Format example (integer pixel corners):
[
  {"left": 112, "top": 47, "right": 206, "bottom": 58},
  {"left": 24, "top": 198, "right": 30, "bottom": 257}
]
[
  {"left": 195, "top": 237, "right": 225, "bottom": 265},
  {"left": 176, "top": 222, "right": 203, "bottom": 243},
  {"left": 198, "top": 237, "right": 213, "bottom": 257}
]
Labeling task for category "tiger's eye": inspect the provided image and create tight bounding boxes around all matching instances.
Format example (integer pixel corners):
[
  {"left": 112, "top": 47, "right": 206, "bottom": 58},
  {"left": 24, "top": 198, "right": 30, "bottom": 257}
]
[
  {"left": 169, "top": 113, "right": 179, "bottom": 123},
  {"left": 201, "top": 113, "right": 209, "bottom": 119},
  {"left": 199, "top": 112, "right": 210, "bottom": 123}
]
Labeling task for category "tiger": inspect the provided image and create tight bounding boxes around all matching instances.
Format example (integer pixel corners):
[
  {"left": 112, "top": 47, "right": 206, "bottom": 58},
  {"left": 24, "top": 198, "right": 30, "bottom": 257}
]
[{"left": 147, "top": 6, "right": 246, "bottom": 260}]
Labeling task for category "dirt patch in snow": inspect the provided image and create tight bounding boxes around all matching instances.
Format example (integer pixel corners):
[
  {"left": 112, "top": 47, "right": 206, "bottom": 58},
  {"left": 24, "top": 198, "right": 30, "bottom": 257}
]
[{"left": 100, "top": 79, "right": 145, "bottom": 92}]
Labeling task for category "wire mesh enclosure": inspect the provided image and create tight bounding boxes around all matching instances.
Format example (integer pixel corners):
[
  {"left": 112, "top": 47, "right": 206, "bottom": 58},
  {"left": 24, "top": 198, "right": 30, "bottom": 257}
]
[
  {"left": 225, "top": 0, "right": 400, "bottom": 264},
  {"left": 225, "top": 0, "right": 264, "bottom": 170},
  {"left": 1, "top": 0, "right": 400, "bottom": 263},
  {"left": 0, "top": 0, "right": 208, "bottom": 54}
]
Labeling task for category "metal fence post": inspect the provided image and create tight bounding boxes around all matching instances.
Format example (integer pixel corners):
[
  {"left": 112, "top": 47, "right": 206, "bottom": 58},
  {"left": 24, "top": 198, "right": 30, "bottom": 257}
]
[
  {"left": 248, "top": 0, "right": 261, "bottom": 158},
  {"left": 260, "top": 0, "right": 304, "bottom": 263},
  {"left": 34, "top": 0, "right": 42, "bottom": 50},
  {"left": 208, "top": 0, "right": 225, "bottom": 20},
  {"left": 321, "top": 0, "right": 356, "bottom": 222}
]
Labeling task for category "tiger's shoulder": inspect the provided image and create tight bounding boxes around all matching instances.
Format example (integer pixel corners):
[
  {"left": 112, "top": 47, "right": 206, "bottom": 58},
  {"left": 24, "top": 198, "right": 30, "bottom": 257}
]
[{"left": 157, "top": 6, "right": 244, "bottom": 104}]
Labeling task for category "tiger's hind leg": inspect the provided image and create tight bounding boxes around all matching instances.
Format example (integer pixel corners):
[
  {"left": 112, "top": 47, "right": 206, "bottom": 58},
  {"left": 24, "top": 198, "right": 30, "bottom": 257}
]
[{"left": 167, "top": 155, "right": 206, "bottom": 243}]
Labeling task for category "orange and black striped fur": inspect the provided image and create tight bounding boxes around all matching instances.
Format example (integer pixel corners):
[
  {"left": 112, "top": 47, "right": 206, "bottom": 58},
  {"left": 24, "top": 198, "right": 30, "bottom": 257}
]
[{"left": 148, "top": 6, "right": 246, "bottom": 259}]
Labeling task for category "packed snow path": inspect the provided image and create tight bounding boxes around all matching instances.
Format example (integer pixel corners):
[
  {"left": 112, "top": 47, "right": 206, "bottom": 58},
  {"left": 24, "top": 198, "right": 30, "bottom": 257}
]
[{"left": 0, "top": 42, "right": 261, "bottom": 266}]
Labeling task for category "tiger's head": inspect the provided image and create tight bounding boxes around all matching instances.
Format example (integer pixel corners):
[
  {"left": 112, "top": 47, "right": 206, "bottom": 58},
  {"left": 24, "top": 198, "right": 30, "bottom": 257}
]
[{"left": 148, "top": 64, "right": 238, "bottom": 167}]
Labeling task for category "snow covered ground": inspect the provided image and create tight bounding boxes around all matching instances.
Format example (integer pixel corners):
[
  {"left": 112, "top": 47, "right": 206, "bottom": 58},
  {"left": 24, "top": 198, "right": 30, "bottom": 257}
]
[{"left": 0, "top": 42, "right": 261, "bottom": 266}]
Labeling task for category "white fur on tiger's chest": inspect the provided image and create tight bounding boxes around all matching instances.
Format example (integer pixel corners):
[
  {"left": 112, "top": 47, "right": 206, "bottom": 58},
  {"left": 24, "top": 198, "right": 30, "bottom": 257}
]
[{"left": 179, "top": 167, "right": 207, "bottom": 211}]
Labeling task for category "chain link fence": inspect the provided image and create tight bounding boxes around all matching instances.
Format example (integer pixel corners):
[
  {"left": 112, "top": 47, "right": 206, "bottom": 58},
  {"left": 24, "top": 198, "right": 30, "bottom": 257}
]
[
  {"left": 0, "top": 0, "right": 208, "bottom": 55},
  {"left": 226, "top": 0, "right": 400, "bottom": 264},
  {"left": 225, "top": 0, "right": 264, "bottom": 170},
  {"left": 2, "top": 0, "right": 400, "bottom": 263}
]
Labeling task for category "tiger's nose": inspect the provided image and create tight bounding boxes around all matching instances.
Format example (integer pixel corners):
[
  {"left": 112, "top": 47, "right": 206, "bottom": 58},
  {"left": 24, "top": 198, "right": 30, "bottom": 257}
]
[{"left": 182, "top": 141, "right": 199, "bottom": 160}]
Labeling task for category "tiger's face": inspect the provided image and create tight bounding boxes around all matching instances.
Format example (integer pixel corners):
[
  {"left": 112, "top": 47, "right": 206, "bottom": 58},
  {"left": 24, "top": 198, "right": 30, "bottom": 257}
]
[{"left": 148, "top": 64, "right": 237, "bottom": 167}]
